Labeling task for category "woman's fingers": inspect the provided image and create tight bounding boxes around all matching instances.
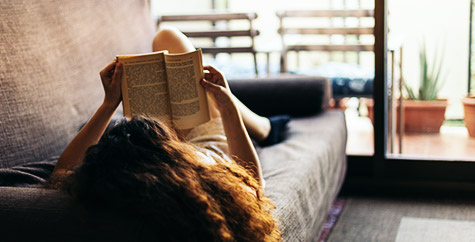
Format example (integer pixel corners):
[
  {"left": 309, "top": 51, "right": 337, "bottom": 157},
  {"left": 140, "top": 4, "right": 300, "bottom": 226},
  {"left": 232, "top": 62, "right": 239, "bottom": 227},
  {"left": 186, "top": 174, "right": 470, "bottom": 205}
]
[
  {"left": 203, "top": 65, "right": 229, "bottom": 93},
  {"left": 203, "top": 66, "right": 219, "bottom": 81},
  {"left": 100, "top": 60, "right": 116, "bottom": 79},
  {"left": 203, "top": 70, "right": 225, "bottom": 85},
  {"left": 204, "top": 72, "right": 213, "bottom": 81},
  {"left": 203, "top": 65, "right": 219, "bottom": 73},
  {"left": 200, "top": 78, "right": 221, "bottom": 93},
  {"left": 204, "top": 72, "right": 220, "bottom": 85},
  {"left": 111, "top": 63, "right": 123, "bottom": 84},
  {"left": 200, "top": 78, "right": 233, "bottom": 110}
]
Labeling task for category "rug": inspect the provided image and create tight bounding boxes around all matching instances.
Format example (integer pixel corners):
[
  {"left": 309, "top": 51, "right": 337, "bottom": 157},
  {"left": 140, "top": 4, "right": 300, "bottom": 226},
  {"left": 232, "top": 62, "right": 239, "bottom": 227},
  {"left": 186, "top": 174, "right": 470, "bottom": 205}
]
[
  {"left": 316, "top": 198, "right": 347, "bottom": 242},
  {"left": 326, "top": 196, "right": 475, "bottom": 242},
  {"left": 395, "top": 217, "right": 475, "bottom": 242}
]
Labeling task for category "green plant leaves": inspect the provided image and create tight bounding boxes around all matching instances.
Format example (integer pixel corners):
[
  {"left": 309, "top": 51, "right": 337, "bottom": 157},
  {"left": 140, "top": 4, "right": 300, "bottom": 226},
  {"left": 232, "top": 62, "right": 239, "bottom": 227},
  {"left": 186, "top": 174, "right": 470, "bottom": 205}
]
[{"left": 404, "top": 42, "right": 445, "bottom": 100}]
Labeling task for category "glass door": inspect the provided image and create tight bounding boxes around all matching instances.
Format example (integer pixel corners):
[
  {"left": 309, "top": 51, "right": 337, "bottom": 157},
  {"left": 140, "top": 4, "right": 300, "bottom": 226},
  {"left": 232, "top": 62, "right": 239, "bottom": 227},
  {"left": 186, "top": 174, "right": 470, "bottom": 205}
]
[{"left": 385, "top": 0, "right": 475, "bottom": 161}]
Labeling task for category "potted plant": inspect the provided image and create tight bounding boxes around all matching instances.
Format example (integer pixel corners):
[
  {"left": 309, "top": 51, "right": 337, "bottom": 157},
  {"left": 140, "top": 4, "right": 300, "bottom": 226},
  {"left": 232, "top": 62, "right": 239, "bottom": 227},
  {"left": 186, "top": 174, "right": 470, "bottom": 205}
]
[
  {"left": 363, "top": 44, "right": 447, "bottom": 133},
  {"left": 463, "top": 70, "right": 475, "bottom": 137},
  {"left": 463, "top": 95, "right": 475, "bottom": 137},
  {"left": 403, "top": 44, "right": 447, "bottom": 133}
]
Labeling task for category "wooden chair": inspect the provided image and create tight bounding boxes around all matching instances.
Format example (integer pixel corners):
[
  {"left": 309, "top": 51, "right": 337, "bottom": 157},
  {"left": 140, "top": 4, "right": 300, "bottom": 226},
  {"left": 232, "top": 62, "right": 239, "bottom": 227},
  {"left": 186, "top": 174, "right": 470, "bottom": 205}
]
[
  {"left": 276, "top": 9, "right": 374, "bottom": 73},
  {"left": 157, "top": 12, "right": 260, "bottom": 74}
]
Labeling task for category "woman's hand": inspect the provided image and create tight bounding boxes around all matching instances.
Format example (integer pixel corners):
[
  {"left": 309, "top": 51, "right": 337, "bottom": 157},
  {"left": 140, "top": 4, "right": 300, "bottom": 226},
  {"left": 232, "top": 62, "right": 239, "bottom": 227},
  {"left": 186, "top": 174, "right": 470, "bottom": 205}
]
[
  {"left": 99, "top": 60, "right": 123, "bottom": 107},
  {"left": 200, "top": 65, "right": 234, "bottom": 112}
]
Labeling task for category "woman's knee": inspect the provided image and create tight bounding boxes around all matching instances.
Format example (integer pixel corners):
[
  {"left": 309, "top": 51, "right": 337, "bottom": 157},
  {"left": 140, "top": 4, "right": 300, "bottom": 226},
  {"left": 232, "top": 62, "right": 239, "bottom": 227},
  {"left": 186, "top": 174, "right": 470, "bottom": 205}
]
[
  {"left": 154, "top": 27, "right": 181, "bottom": 43},
  {"left": 152, "top": 26, "right": 195, "bottom": 53}
]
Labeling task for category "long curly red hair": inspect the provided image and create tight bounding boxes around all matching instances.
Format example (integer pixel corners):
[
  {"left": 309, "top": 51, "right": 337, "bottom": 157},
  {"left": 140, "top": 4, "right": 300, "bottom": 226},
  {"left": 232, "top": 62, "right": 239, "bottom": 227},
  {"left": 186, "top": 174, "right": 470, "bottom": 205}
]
[{"left": 64, "top": 117, "right": 281, "bottom": 241}]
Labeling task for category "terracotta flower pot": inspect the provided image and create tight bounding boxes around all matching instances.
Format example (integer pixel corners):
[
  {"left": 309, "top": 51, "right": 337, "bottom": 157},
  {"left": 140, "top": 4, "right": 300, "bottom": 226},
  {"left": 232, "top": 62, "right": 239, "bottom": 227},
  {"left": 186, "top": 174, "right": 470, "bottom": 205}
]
[
  {"left": 403, "top": 100, "right": 447, "bottom": 133},
  {"left": 463, "top": 96, "right": 475, "bottom": 137},
  {"left": 362, "top": 98, "right": 447, "bottom": 133}
]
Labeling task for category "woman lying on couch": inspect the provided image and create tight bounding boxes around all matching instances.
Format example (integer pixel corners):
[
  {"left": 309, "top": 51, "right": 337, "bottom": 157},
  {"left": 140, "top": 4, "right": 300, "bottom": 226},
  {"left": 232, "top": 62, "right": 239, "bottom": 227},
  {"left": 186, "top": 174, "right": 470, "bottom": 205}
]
[{"left": 49, "top": 28, "right": 289, "bottom": 241}]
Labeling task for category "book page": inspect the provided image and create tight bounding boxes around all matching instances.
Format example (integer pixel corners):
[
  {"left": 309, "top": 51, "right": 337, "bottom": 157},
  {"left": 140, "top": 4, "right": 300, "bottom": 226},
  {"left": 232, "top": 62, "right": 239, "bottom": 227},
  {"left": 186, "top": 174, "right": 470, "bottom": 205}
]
[
  {"left": 117, "top": 51, "right": 172, "bottom": 124},
  {"left": 164, "top": 49, "right": 210, "bottom": 129}
]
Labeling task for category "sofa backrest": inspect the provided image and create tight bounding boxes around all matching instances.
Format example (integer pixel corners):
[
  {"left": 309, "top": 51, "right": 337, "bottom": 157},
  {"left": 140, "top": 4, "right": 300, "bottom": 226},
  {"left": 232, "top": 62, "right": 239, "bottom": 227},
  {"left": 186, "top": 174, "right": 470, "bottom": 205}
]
[{"left": 0, "top": 0, "right": 155, "bottom": 167}]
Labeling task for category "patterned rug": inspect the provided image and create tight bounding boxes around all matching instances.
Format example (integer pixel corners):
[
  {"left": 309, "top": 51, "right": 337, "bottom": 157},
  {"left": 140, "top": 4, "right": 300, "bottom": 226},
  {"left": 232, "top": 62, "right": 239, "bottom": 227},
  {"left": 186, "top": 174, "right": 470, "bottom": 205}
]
[{"left": 316, "top": 198, "right": 347, "bottom": 242}]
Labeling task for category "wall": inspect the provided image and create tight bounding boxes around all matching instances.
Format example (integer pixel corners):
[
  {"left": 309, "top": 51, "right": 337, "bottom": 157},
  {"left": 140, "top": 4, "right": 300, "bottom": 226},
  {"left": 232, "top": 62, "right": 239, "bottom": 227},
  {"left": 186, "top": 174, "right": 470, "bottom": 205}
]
[{"left": 151, "top": 0, "right": 211, "bottom": 21}]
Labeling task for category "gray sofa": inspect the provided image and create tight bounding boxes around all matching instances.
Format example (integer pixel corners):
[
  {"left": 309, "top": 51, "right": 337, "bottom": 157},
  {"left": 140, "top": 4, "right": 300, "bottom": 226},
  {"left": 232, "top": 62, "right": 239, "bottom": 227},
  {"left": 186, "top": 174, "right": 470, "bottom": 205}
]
[{"left": 0, "top": 1, "right": 347, "bottom": 241}]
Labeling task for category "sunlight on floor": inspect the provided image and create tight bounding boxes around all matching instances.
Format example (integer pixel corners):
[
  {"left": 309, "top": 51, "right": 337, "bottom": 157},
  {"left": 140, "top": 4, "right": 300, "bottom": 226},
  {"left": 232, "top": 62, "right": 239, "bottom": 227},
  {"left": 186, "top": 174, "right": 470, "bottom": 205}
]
[
  {"left": 345, "top": 98, "right": 374, "bottom": 156},
  {"left": 345, "top": 98, "right": 475, "bottom": 160}
]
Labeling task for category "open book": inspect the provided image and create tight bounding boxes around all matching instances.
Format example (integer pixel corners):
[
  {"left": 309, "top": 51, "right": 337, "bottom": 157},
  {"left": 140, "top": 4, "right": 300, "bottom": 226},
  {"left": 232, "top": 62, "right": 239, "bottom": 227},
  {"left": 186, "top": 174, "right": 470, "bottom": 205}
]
[{"left": 117, "top": 49, "right": 210, "bottom": 130}]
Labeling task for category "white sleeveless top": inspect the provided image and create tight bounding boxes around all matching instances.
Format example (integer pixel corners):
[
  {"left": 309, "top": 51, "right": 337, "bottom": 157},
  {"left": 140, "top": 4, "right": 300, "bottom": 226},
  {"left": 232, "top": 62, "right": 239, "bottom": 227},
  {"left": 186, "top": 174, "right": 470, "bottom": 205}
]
[{"left": 186, "top": 118, "right": 232, "bottom": 165}]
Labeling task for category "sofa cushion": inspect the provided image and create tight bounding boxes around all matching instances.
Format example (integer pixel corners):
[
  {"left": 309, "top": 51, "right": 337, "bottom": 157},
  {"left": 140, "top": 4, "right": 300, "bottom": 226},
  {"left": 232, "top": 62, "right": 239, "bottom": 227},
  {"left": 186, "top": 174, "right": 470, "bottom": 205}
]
[
  {"left": 0, "top": 0, "right": 155, "bottom": 168},
  {"left": 229, "top": 75, "right": 331, "bottom": 117}
]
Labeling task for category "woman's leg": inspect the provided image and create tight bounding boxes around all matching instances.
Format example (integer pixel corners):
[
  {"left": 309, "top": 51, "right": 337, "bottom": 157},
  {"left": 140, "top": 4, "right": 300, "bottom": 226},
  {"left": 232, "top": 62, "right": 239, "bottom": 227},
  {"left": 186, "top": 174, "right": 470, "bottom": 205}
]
[
  {"left": 233, "top": 96, "right": 290, "bottom": 145},
  {"left": 232, "top": 96, "right": 270, "bottom": 141},
  {"left": 152, "top": 27, "right": 288, "bottom": 144},
  {"left": 152, "top": 27, "right": 195, "bottom": 54}
]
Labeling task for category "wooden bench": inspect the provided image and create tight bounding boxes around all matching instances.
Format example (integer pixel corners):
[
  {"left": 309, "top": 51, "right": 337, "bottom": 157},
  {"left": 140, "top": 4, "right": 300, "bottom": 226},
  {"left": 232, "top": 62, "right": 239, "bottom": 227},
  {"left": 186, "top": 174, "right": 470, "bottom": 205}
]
[
  {"left": 277, "top": 9, "right": 374, "bottom": 73},
  {"left": 157, "top": 12, "right": 260, "bottom": 74}
]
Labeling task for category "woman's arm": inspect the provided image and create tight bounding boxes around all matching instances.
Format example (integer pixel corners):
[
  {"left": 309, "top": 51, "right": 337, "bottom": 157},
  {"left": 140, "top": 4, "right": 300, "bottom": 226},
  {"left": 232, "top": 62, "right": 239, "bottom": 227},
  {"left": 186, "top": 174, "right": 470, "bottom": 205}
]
[
  {"left": 200, "top": 66, "right": 263, "bottom": 186},
  {"left": 51, "top": 60, "right": 123, "bottom": 177}
]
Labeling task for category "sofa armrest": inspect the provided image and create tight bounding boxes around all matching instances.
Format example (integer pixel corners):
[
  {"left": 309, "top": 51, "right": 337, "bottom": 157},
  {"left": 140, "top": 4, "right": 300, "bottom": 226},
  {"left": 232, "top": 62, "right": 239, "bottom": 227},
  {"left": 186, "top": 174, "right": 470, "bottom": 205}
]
[{"left": 228, "top": 75, "right": 331, "bottom": 117}]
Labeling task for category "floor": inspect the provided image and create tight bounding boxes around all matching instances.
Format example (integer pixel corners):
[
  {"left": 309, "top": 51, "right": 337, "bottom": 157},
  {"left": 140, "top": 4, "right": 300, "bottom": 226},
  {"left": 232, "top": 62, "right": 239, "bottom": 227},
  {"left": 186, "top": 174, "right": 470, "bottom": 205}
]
[
  {"left": 326, "top": 196, "right": 475, "bottom": 242},
  {"left": 344, "top": 101, "right": 475, "bottom": 160},
  {"left": 327, "top": 101, "right": 475, "bottom": 241}
]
